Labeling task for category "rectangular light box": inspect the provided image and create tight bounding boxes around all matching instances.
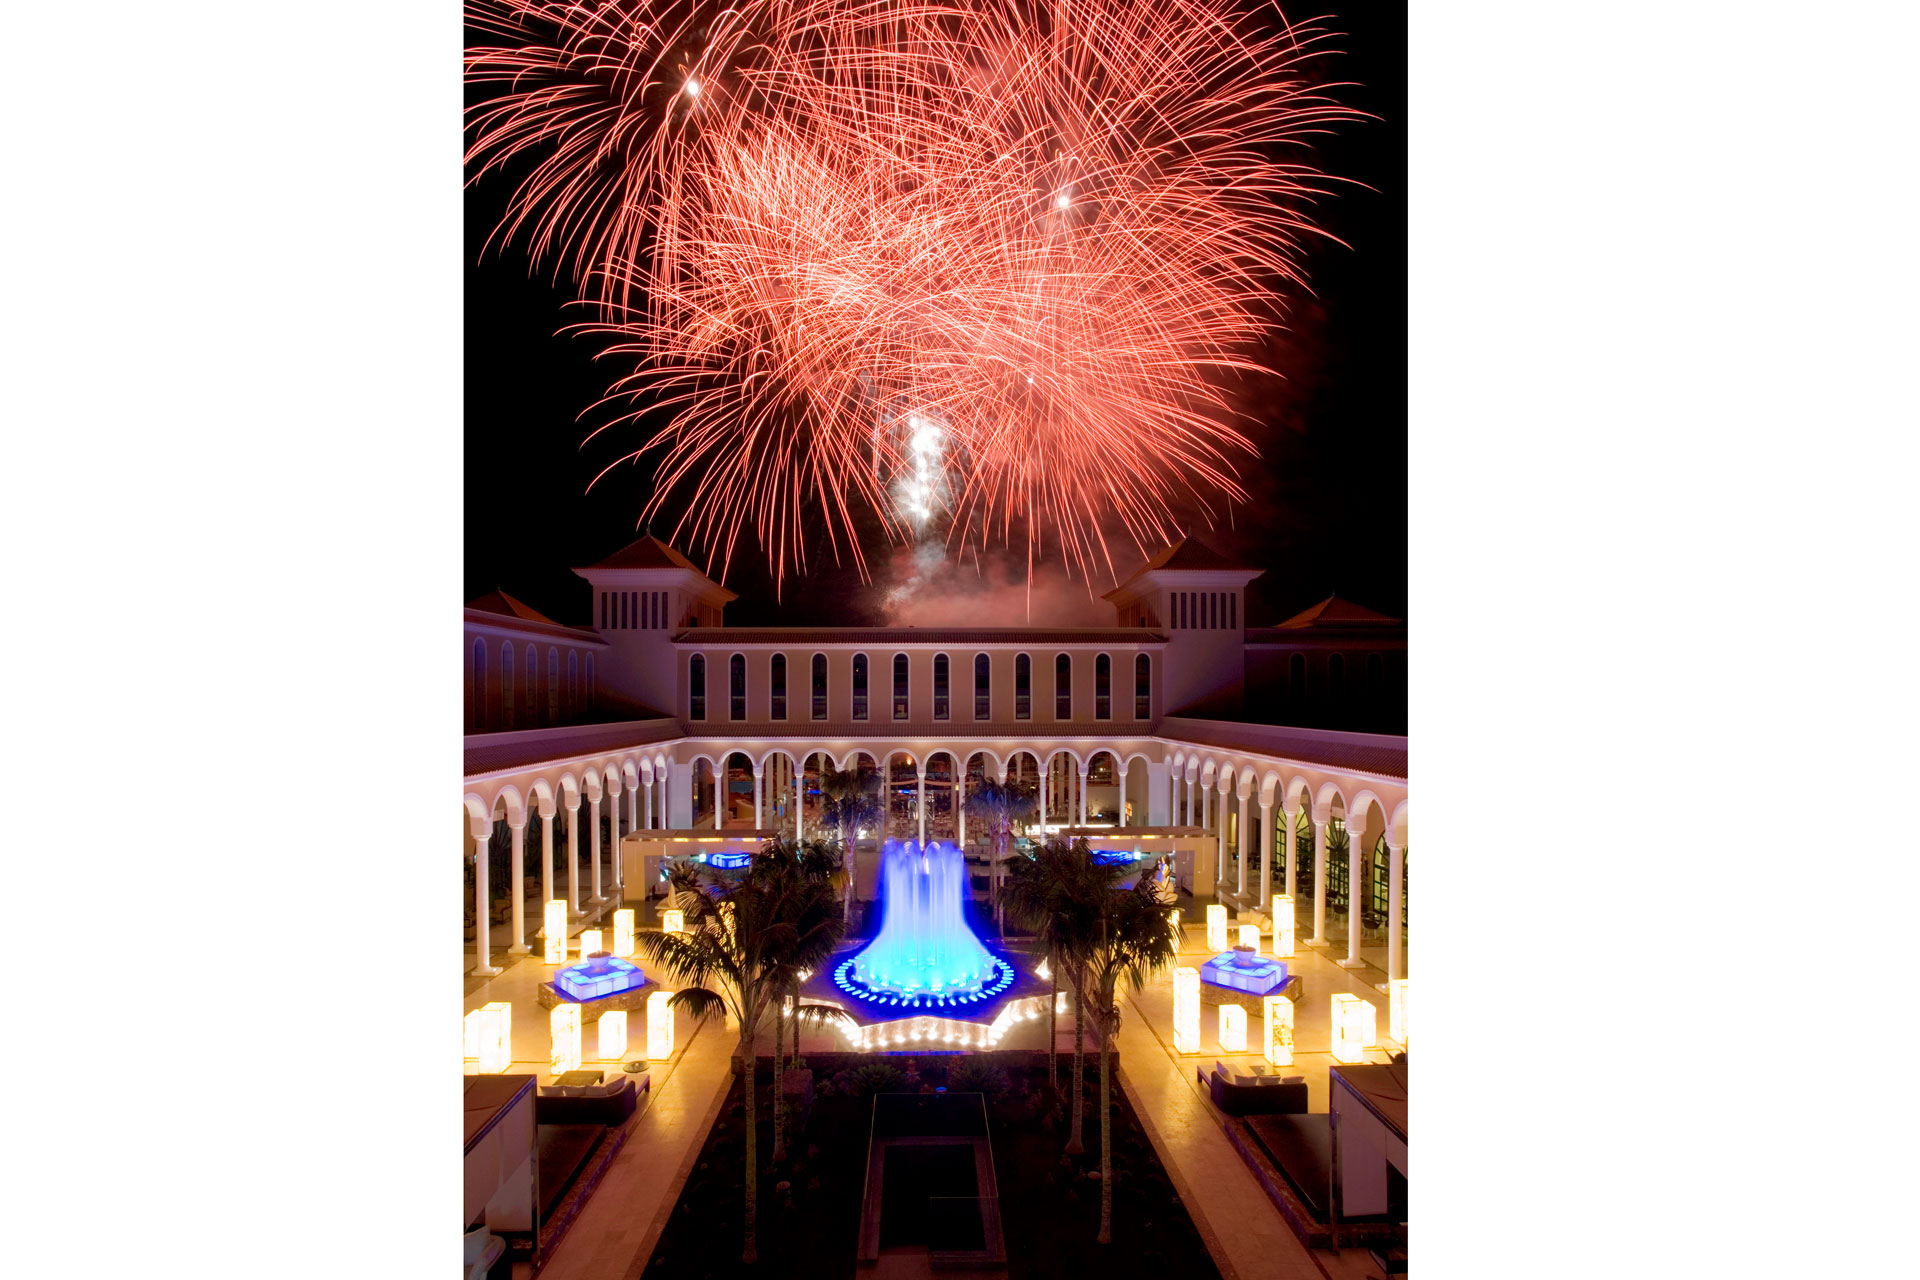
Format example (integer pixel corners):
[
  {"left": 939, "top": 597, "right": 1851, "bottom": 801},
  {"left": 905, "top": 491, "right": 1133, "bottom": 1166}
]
[
  {"left": 1271, "top": 894, "right": 1295, "bottom": 958},
  {"left": 1263, "top": 995, "right": 1294, "bottom": 1067},
  {"left": 550, "top": 1003, "right": 581, "bottom": 1075},
  {"left": 1218, "top": 1003, "right": 1247, "bottom": 1053},
  {"left": 1331, "top": 993, "right": 1376, "bottom": 1065}
]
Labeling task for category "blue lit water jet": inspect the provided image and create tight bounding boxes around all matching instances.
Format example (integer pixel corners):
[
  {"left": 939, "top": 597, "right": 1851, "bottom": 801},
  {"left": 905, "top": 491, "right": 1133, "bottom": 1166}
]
[{"left": 844, "top": 840, "right": 1005, "bottom": 1001}]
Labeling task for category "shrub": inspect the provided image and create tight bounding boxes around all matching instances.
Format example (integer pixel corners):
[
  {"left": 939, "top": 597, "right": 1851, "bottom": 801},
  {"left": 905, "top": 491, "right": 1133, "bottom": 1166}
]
[
  {"left": 832, "top": 1063, "right": 907, "bottom": 1097},
  {"left": 947, "top": 1060, "right": 1012, "bottom": 1099}
]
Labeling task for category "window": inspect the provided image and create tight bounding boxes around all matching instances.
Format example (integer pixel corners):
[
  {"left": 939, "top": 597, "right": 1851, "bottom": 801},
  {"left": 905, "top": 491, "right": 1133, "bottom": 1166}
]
[
  {"left": 974, "top": 654, "right": 990, "bottom": 719},
  {"left": 852, "top": 653, "right": 869, "bottom": 720},
  {"left": 619, "top": 593, "right": 628, "bottom": 629},
  {"left": 1229, "top": 593, "right": 1237, "bottom": 630},
  {"left": 471, "top": 637, "right": 486, "bottom": 728},
  {"left": 1094, "top": 654, "right": 1111, "bottom": 719},
  {"left": 1014, "top": 654, "right": 1031, "bottom": 719},
  {"left": 689, "top": 654, "right": 706, "bottom": 720},
  {"left": 1054, "top": 653, "right": 1072, "bottom": 719},
  {"left": 560, "top": 650, "right": 571, "bottom": 720},
  {"left": 1176, "top": 593, "right": 1185, "bottom": 629},
  {"left": 729, "top": 653, "right": 746, "bottom": 720},
  {"left": 525, "top": 646, "right": 538, "bottom": 724},
  {"left": 585, "top": 653, "right": 595, "bottom": 710},
  {"left": 600, "top": 592, "right": 608, "bottom": 629},
  {"left": 1370, "top": 835, "right": 1390, "bottom": 918},
  {"left": 1207, "top": 593, "right": 1216, "bottom": 629},
  {"left": 893, "top": 653, "right": 910, "bottom": 719},
  {"left": 501, "top": 642, "right": 515, "bottom": 729},
  {"left": 1328, "top": 653, "right": 1345, "bottom": 702},
  {"left": 811, "top": 653, "right": 827, "bottom": 720},
  {"left": 1289, "top": 653, "right": 1306, "bottom": 705},
  {"left": 1134, "top": 654, "right": 1150, "bottom": 719},
  {"left": 771, "top": 653, "right": 787, "bottom": 720},
  {"left": 933, "top": 653, "right": 949, "bottom": 720}
]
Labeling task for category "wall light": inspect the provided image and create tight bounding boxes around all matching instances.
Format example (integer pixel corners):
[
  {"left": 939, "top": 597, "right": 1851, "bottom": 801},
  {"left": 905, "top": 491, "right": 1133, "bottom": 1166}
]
[
  {"left": 598, "top": 1010, "right": 628, "bottom": 1061},
  {"left": 1239, "top": 924, "right": 1261, "bottom": 954},
  {"left": 1389, "top": 979, "right": 1408, "bottom": 1048},
  {"left": 580, "top": 929, "right": 602, "bottom": 957},
  {"left": 1331, "top": 993, "right": 1376, "bottom": 1065},
  {"left": 1205, "top": 904, "right": 1228, "bottom": 952},
  {"left": 1173, "top": 967, "right": 1200, "bottom": 1053},
  {"left": 550, "top": 1004, "right": 581, "bottom": 1074},
  {"left": 661, "top": 908, "right": 685, "bottom": 935},
  {"left": 613, "top": 909, "right": 636, "bottom": 958},
  {"left": 647, "top": 990, "right": 675, "bottom": 1061},
  {"left": 1271, "top": 894, "right": 1295, "bottom": 958},
  {"left": 1263, "top": 995, "right": 1294, "bottom": 1067},
  {"left": 1218, "top": 1003, "right": 1247, "bottom": 1053},
  {"left": 544, "top": 900, "right": 567, "bottom": 965}
]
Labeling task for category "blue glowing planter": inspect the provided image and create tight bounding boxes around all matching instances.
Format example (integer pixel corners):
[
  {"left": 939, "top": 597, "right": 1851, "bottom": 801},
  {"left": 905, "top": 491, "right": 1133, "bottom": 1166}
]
[
  {"left": 1090, "top": 848, "right": 1142, "bottom": 866},
  {"left": 709, "top": 851, "right": 752, "bottom": 870},
  {"left": 555, "top": 953, "right": 650, "bottom": 1002},
  {"left": 1200, "top": 950, "right": 1290, "bottom": 996}
]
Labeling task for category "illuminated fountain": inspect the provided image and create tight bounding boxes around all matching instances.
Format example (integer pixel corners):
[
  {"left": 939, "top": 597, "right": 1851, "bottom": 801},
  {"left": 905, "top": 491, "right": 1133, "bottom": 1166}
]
[{"left": 832, "top": 840, "right": 1015, "bottom": 1011}]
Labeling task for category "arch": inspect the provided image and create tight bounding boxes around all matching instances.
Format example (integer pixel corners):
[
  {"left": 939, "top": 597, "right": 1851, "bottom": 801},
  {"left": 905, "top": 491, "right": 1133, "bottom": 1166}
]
[
  {"left": 528, "top": 775, "right": 557, "bottom": 811},
  {"left": 463, "top": 792, "right": 491, "bottom": 839},
  {"left": 1168, "top": 749, "right": 1187, "bottom": 771},
  {"left": 1184, "top": 757, "right": 1201, "bottom": 783},
  {"left": 1282, "top": 775, "right": 1313, "bottom": 814},
  {"left": 1216, "top": 762, "right": 1236, "bottom": 794},
  {"left": 1237, "top": 769, "right": 1256, "bottom": 800},
  {"left": 1312, "top": 780, "right": 1347, "bottom": 823},
  {"left": 639, "top": 757, "right": 655, "bottom": 785},
  {"left": 1122, "top": 750, "right": 1157, "bottom": 773},
  {"left": 1200, "top": 759, "right": 1217, "bottom": 788},
  {"left": 491, "top": 783, "right": 528, "bottom": 829},
  {"left": 558, "top": 771, "right": 581, "bottom": 808},
  {"left": 602, "top": 763, "right": 623, "bottom": 796},
  {"left": 622, "top": 759, "right": 640, "bottom": 792},
  {"left": 1003, "top": 747, "right": 1044, "bottom": 785},
  {"left": 1258, "top": 769, "right": 1284, "bottom": 806},
  {"left": 1346, "top": 789, "right": 1389, "bottom": 838},
  {"left": 1388, "top": 800, "right": 1409, "bottom": 848}
]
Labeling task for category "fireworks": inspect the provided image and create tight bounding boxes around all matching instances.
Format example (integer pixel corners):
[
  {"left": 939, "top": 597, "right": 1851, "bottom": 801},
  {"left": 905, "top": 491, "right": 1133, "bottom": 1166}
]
[{"left": 467, "top": 0, "right": 1360, "bottom": 590}]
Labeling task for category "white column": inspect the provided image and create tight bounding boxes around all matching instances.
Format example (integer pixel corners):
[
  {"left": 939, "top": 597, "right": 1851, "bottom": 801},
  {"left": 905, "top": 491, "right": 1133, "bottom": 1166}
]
[
  {"left": 472, "top": 829, "right": 500, "bottom": 977},
  {"left": 796, "top": 755, "right": 807, "bottom": 843},
  {"left": 1258, "top": 800, "right": 1273, "bottom": 908},
  {"left": 1343, "top": 833, "right": 1368, "bottom": 969},
  {"left": 753, "top": 764, "right": 764, "bottom": 829},
  {"left": 1116, "top": 758, "right": 1128, "bottom": 828},
  {"left": 1215, "top": 783, "right": 1227, "bottom": 890},
  {"left": 1387, "top": 838, "right": 1405, "bottom": 982},
  {"left": 567, "top": 796, "right": 582, "bottom": 917},
  {"left": 1077, "top": 767, "right": 1089, "bottom": 827},
  {"left": 629, "top": 783, "right": 639, "bottom": 833},
  {"left": 607, "top": 783, "right": 622, "bottom": 896},
  {"left": 589, "top": 795, "right": 605, "bottom": 903},
  {"left": 712, "top": 762, "right": 723, "bottom": 830},
  {"left": 917, "top": 768, "right": 927, "bottom": 845},
  {"left": 1283, "top": 807, "right": 1300, "bottom": 901},
  {"left": 956, "top": 760, "right": 967, "bottom": 845},
  {"left": 1236, "top": 791, "right": 1250, "bottom": 897},
  {"left": 1037, "top": 765, "right": 1048, "bottom": 829},
  {"left": 508, "top": 818, "right": 529, "bottom": 953},
  {"left": 642, "top": 772, "right": 653, "bottom": 830},
  {"left": 1310, "top": 815, "right": 1329, "bottom": 946}
]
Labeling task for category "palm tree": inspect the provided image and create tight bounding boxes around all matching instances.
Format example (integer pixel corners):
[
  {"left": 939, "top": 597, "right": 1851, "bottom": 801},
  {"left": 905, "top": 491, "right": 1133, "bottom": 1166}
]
[
  {"left": 1000, "top": 835, "right": 1123, "bottom": 1152},
  {"left": 963, "top": 776, "right": 1036, "bottom": 935},
  {"left": 820, "top": 761, "right": 883, "bottom": 922},
  {"left": 1082, "top": 876, "right": 1181, "bottom": 1244},
  {"left": 755, "top": 836, "right": 845, "bottom": 1162},
  {"left": 634, "top": 847, "right": 845, "bottom": 1264}
]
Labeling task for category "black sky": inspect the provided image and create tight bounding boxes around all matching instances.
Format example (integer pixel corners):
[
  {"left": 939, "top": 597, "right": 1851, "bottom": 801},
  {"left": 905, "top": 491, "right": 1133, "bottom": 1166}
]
[{"left": 464, "top": 4, "right": 1406, "bottom": 629}]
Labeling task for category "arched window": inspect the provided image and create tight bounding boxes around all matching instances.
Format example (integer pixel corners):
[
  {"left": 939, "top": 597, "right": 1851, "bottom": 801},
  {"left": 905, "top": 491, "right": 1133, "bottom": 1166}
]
[
  {"left": 1054, "top": 653, "right": 1072, "bottom": 719},
  {"left": 1134, "top": 654, "right": 1151, "bottom": 719},
  {"left": 770, "top": 653, "right": 788, "bottom": 721},
  {"left": 562, "top": 650, "right": 572, "bottom": 721},
  {"left": 585, "top": 653, "right": 595, "bottom": 710},
  {"left": 933, "top": 653, "right": 950, "bottom": 721},
  {"left": 1094, "top": 653, "right": 1111, "bottom": 719},
  {"left": 471, "top": 637, "right": 486, "bottom": 729},
  {"left": 852, "top": 653, "right": 869, "bottom": 720},
  {"left": 729, "top": 653, "right": 746, "bottom": 720},
  {"left": 689, "top": 654, "right": 707, "bottom": 720},
  {"left": 501, "top": 641, "right": 515, "bottom": 729},
  {"left": 974, "top": 654, "right": 991, "bottom": 720},
  {"left": 892, "top": 653, "right": 910, "bottom": 719},
  {"left": 1014, "top": 654, "right": 1031, "bottom": 720},
  {"left": 525, "top": 646, "right": 538, "bottom": 725},
  {"left": 811, "top": 653, "right": 828, "bottom": 720},
  {"left": 1289, "top": 653, "right": 1306, "bottom": 706},
  {"left": 1328, "top": 653, "right": 1346, "bottom": 703}
]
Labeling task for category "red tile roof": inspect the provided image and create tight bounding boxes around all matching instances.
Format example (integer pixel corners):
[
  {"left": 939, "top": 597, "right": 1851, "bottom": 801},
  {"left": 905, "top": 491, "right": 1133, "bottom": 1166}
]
[
  {"left": 465, "top": 589, "right": 557, "bottom": 624},
  {"left": 1105, "top": 536, "right": 1257, "bottom": 596},
  {"left": 670, "top": 627, "right": 1166, "bottom": 645},
  {"left": 1271, "top": 595, "right": 1401, "bottom": 629}
]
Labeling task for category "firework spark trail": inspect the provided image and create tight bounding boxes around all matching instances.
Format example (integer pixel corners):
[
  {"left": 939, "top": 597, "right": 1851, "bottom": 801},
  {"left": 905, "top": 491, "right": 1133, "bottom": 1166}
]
[{"left": 467, "top": 0, "right": 1361, "bottom": 591}]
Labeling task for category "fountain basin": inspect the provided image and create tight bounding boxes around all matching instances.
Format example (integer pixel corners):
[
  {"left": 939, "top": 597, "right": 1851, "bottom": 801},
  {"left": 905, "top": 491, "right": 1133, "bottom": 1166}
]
[{"left": 1201, "top": 949, "right": 1290, "bottom": 996}]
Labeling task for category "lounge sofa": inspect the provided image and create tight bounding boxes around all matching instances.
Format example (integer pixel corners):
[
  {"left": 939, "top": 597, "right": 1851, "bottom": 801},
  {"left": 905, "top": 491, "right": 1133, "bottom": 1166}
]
[
  {"left": 1196, "top": 1062, "right": 1308, "bottom": 1117},
  {"left": 534, "top": 1073, "right": 647, "bottom": 1126}
]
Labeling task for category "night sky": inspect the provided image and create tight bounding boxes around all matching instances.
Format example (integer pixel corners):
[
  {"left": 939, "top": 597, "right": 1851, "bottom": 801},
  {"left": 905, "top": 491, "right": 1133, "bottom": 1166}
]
[{"left": 464, "top": 4, "right": 1405, "bottom": 629}]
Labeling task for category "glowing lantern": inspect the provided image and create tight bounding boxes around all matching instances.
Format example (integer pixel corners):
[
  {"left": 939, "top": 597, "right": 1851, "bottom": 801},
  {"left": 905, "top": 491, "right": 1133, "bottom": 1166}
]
[
  {"left": 1271, "top": 894, "right": 1295, "bottom": 958},
  {"left": 613, "top": 909, "right": 636, "bottom": 958},
  {"left": 1263, "top": 995, "right": 1294, "bottom": 1067},
  {"left": 468, "top": 1002, "right": 511, "bottom": 1075},
  {"left": 580, "top": 929, "right": 603, "bottom": 957},
  {"left": 661, "top": 908, "right": 685, "bottom": 935},
  {"left": 1239, "top": 924, "right": 1261, "bottom": 954},
  {"left": 1205, "top": 904, "right": 1228, "bottom": 952},
  {"left": 1219, "top": 1003, "right": 1247, "bottom": 1053},
  {"left": 1331, "top": 993, "right": 1376, "bottom": 1065},
  {"left": 1389, "top": 979, "right": 1408, "bottom": 1048},
  {"left": 550, "top": 1004, "right": 581, "bottom": 1074},
  {"left": 1173, "top": 967, "right": 1201, "bottom": 1053},
  {"left": 543, "top": 900, "right": 567, "bottom": 965},
  {"left": 598, "top": 1010, "right": 628, "bottom": 1060},
  {"left": 646, "top": 990, "right": 675, "bottom": 1061}
]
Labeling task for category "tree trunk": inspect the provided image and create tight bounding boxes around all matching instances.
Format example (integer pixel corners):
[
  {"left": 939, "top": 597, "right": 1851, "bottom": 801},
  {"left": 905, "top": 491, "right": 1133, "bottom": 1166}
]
[
  {"left": 1097, "top": 1009, "right": 1115, "bottom": 1244},
  {"left": 843, "top": 823, "right": 857, "bottom": 923},
  {"left": 1047, "top": 958, "right": 1059, "bottom": 1092},
  {"left": 773, "top": 986, "right": 787, "bottom": 1162},
  {"left": 740, "top": 1017, "right": 758, "bottom": 1265},
  {"left": 1066, "top": 977, "right": 1086, "bottom": 1153}
]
